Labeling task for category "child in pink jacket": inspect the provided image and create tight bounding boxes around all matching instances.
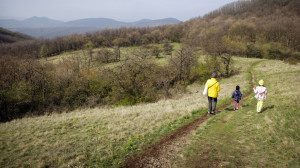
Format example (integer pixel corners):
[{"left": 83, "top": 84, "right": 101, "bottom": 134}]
[{"left": 253, "top": 80, "right": 267, "bottom": 113}]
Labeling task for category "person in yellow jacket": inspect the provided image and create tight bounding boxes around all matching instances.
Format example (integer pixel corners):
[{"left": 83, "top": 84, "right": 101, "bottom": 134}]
[{"left": 205, "top": 72, "right": 220, "bottom": 114}]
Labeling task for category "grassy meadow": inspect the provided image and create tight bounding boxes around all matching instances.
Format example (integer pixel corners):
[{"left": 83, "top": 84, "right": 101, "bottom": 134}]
[
  {"left": 42, "top": 43, "right": 182, "bottom": 66},
  {"left": 0, "top": 56, "right": 257, "bottom": 167},
  {"left": 179, "top": 60, "right": 300, "bottom": 167}
]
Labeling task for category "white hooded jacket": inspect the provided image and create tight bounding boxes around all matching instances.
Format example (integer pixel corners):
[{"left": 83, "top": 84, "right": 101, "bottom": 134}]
[{"left": 253, "top": 86, "right": 267, "bottom": 100}]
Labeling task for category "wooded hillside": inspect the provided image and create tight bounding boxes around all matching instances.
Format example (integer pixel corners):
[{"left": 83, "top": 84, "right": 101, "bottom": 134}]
[
  {"left": 0, "top": 27, "right": 32, "bottom": 43},
  {"left": 183, "top": 0, "right": 300, "bottom": 60}
]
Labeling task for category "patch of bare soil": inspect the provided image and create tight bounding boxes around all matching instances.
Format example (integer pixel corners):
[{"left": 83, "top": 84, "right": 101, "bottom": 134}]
[{"left": 123, "top": 71, "right": 255, "bottom": 168}]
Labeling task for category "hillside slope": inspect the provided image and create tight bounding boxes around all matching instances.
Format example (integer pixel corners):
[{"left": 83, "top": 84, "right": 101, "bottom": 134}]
[
  {"left": 0, "top": 57, "right": 256, "bottom": 167},
  {"left": 0, "top": 27, "right": 32, "bottom": 43},
  {"left": 1, "top": 57, "right": 299, "bottom": 167},
  {"left": 179, "top": 60, "right": 300, "bottom": 167}
]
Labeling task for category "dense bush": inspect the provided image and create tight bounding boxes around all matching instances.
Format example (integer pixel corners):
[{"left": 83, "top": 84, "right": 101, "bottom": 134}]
[
  {"left": 0, "top": 56, "right": 107, "bottom": 121},
  {"left": 245, "top": 43, "right": 263, "bottom": 58},
  {"left": 95, "top": 48, "right": 120, "bottom": 63},
  {"left": 190, "top": 62, "right": 214, "bottom": 83},
  {"left": 109, "top": 58, "right": 161, "bottom": 105},
  {"left": 284, "top": 52, "right": 300, "bottom": 65},
  {"left": 0, "top": 45, "right": 200, "bottom": 121}
]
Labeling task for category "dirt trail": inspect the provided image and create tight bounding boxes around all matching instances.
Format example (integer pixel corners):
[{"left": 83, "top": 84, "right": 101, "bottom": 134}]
[{"left": 124, "top": 71, "right": 255, "bottom": 168}]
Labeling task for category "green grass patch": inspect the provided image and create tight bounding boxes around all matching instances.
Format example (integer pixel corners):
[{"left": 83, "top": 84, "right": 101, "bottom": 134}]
[
  {"left": 179, "top": 59, "right": 300, "bottom": 167},
  {"left": 42, "top": 43, "right": 182, "bottom": 67}
]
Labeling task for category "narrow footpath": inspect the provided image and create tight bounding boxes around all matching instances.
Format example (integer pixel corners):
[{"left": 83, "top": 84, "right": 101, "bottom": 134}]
[{"left": 124, "top": 68, "right": 256, "bottom": 168}]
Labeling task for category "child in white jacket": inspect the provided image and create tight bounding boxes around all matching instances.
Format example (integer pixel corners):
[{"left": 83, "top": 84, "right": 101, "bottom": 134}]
[{"left": 253, "top": 80, "right": 268, "bottom": 113}]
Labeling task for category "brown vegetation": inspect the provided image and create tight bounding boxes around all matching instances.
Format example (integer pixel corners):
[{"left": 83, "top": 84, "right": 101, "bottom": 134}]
[
  {"left": 184, "top": 0, "right": 300, "bottom": 61},
  {"left": 0, "top": 0, "right": 299, "bottom": 121}
]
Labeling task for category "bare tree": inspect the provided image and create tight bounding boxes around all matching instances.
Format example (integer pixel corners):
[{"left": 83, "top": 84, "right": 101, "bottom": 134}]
[{"left": 169, "top": 46, "right": 197, "bottom": 84}]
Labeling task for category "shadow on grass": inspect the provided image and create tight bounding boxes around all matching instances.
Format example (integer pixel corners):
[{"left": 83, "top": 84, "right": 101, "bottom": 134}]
[
  {"left": 224, "top": 107, "right": 233, "bottom": 111},
  {"left": 261, "top": 105, "right": 275, "bottom": 113},
  {"left": 242, "top": 104, "right": 250, "bottom": 108},
  {"left": 225, "top": 107, "right": 242, "bottom": 112}
]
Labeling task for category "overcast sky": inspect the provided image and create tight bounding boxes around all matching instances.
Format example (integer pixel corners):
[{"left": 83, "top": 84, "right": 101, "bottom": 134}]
[{"left": 0, "top": 0, "right": 238, "bottom": 22}]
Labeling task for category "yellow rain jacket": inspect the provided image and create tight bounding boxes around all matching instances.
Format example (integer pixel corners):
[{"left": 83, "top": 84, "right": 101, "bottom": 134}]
[{"left": 205, "top": 78, "right": 220, "bottom": 98}]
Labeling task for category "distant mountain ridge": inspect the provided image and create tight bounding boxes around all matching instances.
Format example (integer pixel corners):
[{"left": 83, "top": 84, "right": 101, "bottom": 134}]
[
  {"left": 65, "top": 18, "right": 125, "bottom": 27},
  {"left": 0, "top": 17, "right": 63, "bottom": 28},
  {"left": 0, "top": 17, "right": 181, "bottom": 38}
]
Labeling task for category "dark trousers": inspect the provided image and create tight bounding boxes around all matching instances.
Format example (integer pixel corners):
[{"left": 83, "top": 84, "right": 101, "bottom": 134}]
[{"left": 208, "top": 97, "right": 218, "bottom": 113}]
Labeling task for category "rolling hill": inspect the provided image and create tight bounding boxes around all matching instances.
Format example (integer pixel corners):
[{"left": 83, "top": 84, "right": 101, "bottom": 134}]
[{"left": 0, "top": 27, "right": 32, "bottom": 43}]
